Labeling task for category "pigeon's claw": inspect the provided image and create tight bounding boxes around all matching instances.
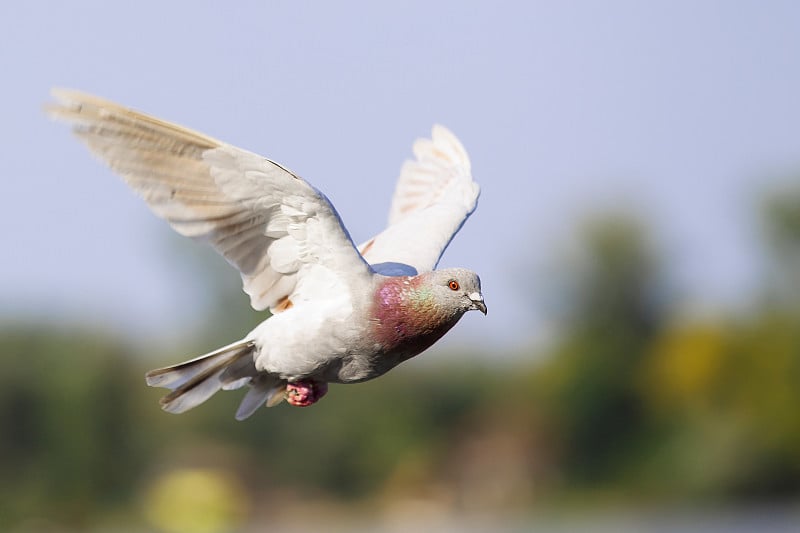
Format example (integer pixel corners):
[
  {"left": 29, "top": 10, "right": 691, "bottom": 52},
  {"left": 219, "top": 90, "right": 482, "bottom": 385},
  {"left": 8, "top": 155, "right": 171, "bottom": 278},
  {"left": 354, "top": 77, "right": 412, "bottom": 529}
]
[{"left": 285, "top": 380, "right": 329, "bottom": 407}]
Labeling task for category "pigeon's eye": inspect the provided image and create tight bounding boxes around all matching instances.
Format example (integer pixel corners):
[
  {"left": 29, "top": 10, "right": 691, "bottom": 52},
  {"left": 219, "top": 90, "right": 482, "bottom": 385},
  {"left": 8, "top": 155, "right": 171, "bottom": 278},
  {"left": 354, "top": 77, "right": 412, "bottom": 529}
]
[{"left": 448, "top": 280, "right": 460, "bottom": 291}]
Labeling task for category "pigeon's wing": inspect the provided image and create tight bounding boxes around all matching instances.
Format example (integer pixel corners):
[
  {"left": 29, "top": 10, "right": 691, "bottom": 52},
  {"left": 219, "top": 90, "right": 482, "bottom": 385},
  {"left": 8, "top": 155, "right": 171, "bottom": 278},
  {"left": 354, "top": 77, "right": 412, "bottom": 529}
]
[
  {"left": 47, "top": 89, "right": 372, "bottom": 312},
  {"left": 357, "top": 125, "right": 479, "bottom": 273}
]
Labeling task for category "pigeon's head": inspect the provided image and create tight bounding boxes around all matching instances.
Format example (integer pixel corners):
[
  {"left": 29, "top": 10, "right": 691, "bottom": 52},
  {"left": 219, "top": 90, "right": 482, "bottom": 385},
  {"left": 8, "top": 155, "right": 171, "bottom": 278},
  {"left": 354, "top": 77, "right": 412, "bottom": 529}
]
[{"left": 429, "top": 268, "right": 486, "bottom": 315}]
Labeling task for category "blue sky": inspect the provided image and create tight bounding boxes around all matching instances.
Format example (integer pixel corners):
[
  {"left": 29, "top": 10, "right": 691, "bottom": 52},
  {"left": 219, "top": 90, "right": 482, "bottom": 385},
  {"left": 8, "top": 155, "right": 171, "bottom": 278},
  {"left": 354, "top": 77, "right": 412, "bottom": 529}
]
[{"left": 2, "top": 1, "right": 800, "bottom": 350}]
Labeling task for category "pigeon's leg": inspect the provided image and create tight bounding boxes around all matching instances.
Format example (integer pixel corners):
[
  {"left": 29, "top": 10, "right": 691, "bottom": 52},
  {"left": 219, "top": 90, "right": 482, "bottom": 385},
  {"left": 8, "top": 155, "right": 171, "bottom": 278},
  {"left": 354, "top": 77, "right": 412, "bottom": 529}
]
[{"left": 285, "top": 380, "right": 329, "bottom": 407}]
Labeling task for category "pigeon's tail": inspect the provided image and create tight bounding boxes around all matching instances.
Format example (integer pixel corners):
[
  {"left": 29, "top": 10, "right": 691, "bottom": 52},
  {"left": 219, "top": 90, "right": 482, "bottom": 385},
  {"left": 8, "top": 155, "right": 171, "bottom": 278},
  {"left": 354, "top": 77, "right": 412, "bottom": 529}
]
[{"left": 145, "top": 340, "right": 287, "bottom": 420}]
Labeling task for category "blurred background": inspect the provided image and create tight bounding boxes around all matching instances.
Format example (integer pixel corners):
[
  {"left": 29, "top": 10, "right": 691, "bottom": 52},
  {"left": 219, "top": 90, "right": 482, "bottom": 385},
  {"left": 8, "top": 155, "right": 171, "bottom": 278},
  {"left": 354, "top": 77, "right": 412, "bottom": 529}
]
[{"left": 2, "top": 1, "right": 800, "bottom": 531}]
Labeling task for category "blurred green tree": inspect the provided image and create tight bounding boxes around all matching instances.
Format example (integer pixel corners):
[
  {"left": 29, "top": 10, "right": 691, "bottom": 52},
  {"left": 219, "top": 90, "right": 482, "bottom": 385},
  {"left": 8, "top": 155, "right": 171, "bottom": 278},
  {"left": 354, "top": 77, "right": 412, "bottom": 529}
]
[
  {"left": 761, "top": 183, "right": 800, "bottom": 312},
  {"left": 0, "top": 329, "right": 151, "bottom": 527},
  {"left": 534, "top": 214, "right": 667, "bottom": 486}
]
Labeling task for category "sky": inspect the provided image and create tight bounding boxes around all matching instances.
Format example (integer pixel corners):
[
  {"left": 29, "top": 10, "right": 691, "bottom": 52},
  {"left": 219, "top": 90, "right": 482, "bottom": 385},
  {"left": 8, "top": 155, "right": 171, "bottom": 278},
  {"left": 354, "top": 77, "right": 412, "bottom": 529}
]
[{"left": 2, "top": 1, "right": 800, "bottom": 351}]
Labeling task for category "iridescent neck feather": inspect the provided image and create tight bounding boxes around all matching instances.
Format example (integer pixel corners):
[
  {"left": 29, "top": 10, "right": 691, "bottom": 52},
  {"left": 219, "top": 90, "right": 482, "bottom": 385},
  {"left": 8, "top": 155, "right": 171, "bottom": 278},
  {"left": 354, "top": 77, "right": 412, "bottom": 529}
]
[{"left": 372, "top": 274, "right": 463, "bottom": 356}]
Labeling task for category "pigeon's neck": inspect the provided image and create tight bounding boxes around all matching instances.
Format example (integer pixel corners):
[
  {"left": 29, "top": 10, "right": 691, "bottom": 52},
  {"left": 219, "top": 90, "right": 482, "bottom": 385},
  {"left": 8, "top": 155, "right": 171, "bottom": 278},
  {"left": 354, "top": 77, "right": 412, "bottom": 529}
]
[{"left": 372, "top": 275, "right": 462, "bottom": 356}]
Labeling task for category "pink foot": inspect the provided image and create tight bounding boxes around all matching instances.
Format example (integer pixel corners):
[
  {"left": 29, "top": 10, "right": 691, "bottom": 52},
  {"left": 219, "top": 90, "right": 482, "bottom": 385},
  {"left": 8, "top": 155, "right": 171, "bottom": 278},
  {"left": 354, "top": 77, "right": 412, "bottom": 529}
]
[{"left": 285, "top": 380, "right": 328, "bottom": 407}]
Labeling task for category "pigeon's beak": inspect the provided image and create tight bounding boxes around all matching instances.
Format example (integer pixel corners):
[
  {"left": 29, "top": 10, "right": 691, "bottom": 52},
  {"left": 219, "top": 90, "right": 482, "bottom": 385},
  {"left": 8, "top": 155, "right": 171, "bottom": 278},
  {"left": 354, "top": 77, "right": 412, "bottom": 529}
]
[{"left": 468, "top": 292, "right": 487, "bottom": 315}]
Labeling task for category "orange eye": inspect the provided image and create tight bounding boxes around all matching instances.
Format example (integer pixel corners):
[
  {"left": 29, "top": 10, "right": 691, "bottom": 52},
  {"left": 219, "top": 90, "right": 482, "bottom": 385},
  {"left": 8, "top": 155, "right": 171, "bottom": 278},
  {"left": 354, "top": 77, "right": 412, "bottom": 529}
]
[{"left": 448, "top": 280, "right": 460, "bottom": 291}]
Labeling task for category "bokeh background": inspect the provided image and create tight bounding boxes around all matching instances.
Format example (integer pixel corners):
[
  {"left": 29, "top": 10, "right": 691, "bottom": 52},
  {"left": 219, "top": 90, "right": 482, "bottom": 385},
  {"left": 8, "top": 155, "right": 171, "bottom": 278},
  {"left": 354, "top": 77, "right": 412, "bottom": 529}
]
[{"left": 3, "top": 1, "right": 800, "bottom": 531}]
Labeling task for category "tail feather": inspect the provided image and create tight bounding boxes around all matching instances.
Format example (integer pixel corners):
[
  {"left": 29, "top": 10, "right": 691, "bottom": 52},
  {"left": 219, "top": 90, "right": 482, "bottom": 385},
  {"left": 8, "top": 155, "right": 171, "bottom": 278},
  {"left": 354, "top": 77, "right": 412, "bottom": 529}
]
[
  {"left": 234, "top": 374, "right": 286, "bottom": 420},
  {"left": 220, "top": 351, "right": 260, "bottom": 386},
  {"left": 145, "top": 339, "right": 287, "bottom": 417},
  {"left": 160, "top": 369, "right": 232, "bottom": 414},
  {"left": 157, "top": 348, "right": 248, "bottom": 414},
  {"left": 145, "top": 339, "right": 253, "bottom": 389},
  {"left": 147, "top": 340, "right": 253, "bottom": 414}
]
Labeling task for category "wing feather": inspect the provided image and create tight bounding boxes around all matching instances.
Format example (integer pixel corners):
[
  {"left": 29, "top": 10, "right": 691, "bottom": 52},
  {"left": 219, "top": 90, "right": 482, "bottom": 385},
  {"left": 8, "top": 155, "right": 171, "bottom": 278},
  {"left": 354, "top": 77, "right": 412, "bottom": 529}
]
[
  {"left": 358, "top": 125, "right": 479, "bottom": 273},
  {"left": 47, "top": 89, "right": 371, "bottom": 312}
]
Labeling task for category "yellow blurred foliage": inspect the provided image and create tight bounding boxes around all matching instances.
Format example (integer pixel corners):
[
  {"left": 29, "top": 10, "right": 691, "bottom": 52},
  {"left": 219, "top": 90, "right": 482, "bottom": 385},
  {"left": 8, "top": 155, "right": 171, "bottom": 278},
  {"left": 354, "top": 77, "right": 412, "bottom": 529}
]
[
  {"left": 142, "top": 468, "right": 248, "bottom": 533},
  {"left": 640, "top": 322, "right": 727, "bottom": 412}
]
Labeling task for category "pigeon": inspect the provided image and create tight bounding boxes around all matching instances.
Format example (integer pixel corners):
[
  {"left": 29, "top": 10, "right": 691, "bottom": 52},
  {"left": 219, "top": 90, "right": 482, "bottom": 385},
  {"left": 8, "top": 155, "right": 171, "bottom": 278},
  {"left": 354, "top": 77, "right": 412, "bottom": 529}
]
[{"left": 46, "top": 89, "right": 486, "bottom": 420}]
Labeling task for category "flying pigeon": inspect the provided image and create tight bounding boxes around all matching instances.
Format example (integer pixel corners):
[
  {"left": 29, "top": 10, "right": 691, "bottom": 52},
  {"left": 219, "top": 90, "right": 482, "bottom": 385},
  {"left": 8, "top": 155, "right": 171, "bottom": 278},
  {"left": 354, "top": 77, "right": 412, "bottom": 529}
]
[{"left": 46, "top": 90, "right": 485, "bottom": 420}]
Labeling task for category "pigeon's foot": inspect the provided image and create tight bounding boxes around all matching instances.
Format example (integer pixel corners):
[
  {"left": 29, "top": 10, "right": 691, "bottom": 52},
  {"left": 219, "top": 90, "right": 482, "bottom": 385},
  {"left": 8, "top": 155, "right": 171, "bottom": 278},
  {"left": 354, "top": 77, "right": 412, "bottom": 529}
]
[{"left": 285, "top": 380, "right": 328, "bottom": 407}]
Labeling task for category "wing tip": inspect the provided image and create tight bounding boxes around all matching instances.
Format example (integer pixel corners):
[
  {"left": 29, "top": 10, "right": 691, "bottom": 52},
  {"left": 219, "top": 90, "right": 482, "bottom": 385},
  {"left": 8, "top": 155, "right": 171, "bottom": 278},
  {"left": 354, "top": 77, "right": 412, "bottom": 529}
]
[
  {"left": 44, "top": 87, "right": 122, "bottom": 126},
  {"left": 431, "top": 123, "right": 455, "bottom": 140},
  {"left": 46, "top": 87, "right": 105, "bottom": 113},
  {"left": 410, "top": 124, "right": 471, "bottom": 172},
  {"left": 43, "top": 87, "right": 78, "bottom": 120}
]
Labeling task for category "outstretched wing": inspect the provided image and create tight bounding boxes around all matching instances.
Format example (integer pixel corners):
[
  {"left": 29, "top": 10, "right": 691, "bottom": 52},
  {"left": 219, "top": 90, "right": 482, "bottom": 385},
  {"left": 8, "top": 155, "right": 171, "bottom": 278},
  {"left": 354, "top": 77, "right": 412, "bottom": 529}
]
[
  {"left": 358, "top": 125, "right": 479, "bottom": 273},
  {"left": 47, "top": 89, "right": 371, "bottom": 312}
]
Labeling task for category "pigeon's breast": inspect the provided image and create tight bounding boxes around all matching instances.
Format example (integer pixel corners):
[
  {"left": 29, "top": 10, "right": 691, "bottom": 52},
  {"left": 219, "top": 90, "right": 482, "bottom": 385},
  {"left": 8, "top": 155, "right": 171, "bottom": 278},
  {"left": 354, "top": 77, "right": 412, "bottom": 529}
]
[{"left": 369, "top": 278, "right": 461, "bottom": 364}]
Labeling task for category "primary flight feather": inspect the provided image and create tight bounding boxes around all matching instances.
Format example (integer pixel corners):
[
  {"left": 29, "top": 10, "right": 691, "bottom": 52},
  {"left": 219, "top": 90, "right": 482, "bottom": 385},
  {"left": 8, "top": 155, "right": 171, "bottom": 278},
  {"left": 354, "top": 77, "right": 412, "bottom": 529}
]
[{"left": 47, "top": 89, "right": 485, "bottom": 420}]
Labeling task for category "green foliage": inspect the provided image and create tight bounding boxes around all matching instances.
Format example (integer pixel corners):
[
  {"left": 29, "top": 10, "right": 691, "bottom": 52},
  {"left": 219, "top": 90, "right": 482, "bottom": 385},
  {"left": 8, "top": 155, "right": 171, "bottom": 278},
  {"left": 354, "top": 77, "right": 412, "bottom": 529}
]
[
  {"left": 0, "top": 328, "right": 150, "bottom": 526},
  {"left": 760, "top": 183, "right": 800, "bottom": 310},
  {"left": 532, "top": 214, "right": 662, "bottom": 485}
]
